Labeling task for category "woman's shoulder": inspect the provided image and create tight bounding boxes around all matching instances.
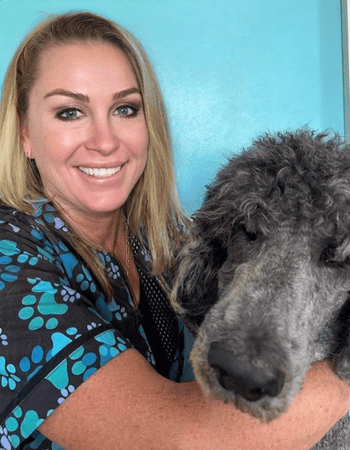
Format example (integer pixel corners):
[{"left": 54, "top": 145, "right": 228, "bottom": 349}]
[
  {"left": 0, "top": 198, "right": 68, "bottom": 231},
  {"left": 0, "top": 198, "right": 73, "bottom": 252},
  {"left": 0, "top": 198, "right": 79, "bottom": 284}
]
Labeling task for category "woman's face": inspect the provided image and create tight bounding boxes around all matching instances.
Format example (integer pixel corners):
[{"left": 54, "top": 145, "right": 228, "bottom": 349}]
[{"left": 21, "top": 42, "right": 149, "bottom": 221}]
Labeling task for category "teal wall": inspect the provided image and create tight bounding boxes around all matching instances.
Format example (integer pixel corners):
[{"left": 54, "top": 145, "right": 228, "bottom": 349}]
[{"left": 0, "top": 0, "right": 344, "bottom": 214}]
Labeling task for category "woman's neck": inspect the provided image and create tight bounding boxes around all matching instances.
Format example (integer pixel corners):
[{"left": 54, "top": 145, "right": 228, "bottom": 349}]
[{"left": 55, "top": 202, "right": 124, "bottom": 254}]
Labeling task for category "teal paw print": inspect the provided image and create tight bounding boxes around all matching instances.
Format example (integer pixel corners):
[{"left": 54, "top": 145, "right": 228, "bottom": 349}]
[
  {"left": 95, "top": 331, "right": 128, "bottom": 366},
  {"left": 18, "top": 279, "right": 68, "bottom": 330},
  {"left": 76, "top": 265, "right": 97, "bottom": 293},
  {"left": 70, "top": 347, "right": 98, "bottom": 381},
  {"left": 46, "top": 327, "right": 82, "bottom": 362},
  {"left": 0, "top": 242, "right": 20, "bottom": 291},
  {"left": 115, "top": 304, "right": 127, "bottom": 321},
  {"left": 0, "top": 239, "right": 20, "bottom": 257},
  {"left": 19, "top": 346, "right": 45, "bottom": 381},
  {"left": 5, "top": 406, "right": 41, "bottom": 444},
  {"left": 108, "top": 299, "right": 128, "bottom": 321},
  {"left": 45, "top": 327, "right": 97, "bottom": 383},
  {"left": 0, "top": 356, "right": 21, "bottom": 390}
]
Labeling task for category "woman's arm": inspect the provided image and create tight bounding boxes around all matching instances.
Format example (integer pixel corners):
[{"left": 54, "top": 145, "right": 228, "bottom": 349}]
[{"left": 39, "top": 349, "right": 350, "bottom": 450}]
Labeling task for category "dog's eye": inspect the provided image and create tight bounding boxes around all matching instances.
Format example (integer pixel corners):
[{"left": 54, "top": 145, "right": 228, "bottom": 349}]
[
  {"left": 238, "top": 224, "right": 259, "bottom": 243},
  {"left": 320, "top": 245, "right": 336, "bottom": 262},
  {"left": 245, "top": 230, "right": 259, "bottom": 243},
  {"left": 320, "top": 244, "right": 347, "bottom": 268}
]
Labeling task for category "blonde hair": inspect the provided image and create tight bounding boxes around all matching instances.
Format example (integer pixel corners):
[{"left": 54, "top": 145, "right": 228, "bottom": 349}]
[{"left": 0, "top": 11, "right": 188, "bottom": 299}]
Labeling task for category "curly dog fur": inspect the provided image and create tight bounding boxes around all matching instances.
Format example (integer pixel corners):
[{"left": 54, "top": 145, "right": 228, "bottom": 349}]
[{"left": 171, "top": 129, "right": 350, "bottom": 449}]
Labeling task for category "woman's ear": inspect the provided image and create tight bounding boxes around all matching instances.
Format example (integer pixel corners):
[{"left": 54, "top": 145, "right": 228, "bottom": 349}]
[
  {"left": 17, "top": 112, "right": 33, "bottom": 159},
  {"left": 19, "top": 117, "right": 33, "bottom": 159}
]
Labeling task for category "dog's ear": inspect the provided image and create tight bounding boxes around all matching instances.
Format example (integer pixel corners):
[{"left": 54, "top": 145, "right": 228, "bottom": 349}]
[
  {"left": 334, "top": 342, "right": 350, "bottom": 379},
  {"left": 334, "top": 341, "right": 350, "bottom": 379},
  {"left": 170, "top": 235, "right": 227, "bottom": 331},
  {"left": 332, "top": 296, "right": 350, "bottom": 379},
  {"left": 170, "top": 179, "right": 231, "bottom": 332}
]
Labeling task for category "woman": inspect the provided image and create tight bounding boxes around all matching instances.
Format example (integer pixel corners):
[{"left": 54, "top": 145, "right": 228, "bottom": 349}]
[{"left": 0, "top": 11, "right": 349, "bottom": 450}]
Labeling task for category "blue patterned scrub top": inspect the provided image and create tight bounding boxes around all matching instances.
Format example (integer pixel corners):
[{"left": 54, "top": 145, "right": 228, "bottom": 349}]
[{"left": 0, "top": 199, "right": 186, "bottom": 449}]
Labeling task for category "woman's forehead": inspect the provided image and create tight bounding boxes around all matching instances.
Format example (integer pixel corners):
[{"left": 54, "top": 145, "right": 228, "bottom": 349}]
[{"left": 31, "top": 42, "right": 140, "bottom": 100}]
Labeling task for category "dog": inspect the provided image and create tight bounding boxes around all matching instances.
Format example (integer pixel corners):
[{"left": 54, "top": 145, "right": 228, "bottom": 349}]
[{"left": 172, "top": 130, "right": 350, "bottom": 448}]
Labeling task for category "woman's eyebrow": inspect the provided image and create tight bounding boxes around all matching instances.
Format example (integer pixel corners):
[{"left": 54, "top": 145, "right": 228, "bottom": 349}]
[
  {"left": 44, "top": 87, "right": 141, "bottom": 102},
  {"left": 44, "top": 89, "right": 89, "bottom": 102},
  {"left": 113, "top": 87, "right": 141, "bottom": 100}
]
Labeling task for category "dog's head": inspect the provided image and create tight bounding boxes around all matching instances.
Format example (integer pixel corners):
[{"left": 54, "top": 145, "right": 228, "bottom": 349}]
[{"left": 171, "top": 130, "right": 350, "bottom": 420}]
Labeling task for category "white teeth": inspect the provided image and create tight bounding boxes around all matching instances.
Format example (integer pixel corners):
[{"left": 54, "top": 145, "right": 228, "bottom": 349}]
[{"left": 79, "top": 166, "right": 121, "bottom": 177}]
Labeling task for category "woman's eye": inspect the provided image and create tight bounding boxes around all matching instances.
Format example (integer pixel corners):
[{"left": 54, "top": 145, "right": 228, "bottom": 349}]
[
  {"left": 56, "top": 108, "right": 83, "bottom": 121},
  {"left": 115, "top": 105, "right": 138, "bottom": 118}
]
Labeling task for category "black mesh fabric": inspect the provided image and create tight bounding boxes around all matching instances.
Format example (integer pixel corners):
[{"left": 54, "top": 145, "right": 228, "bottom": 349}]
[{"left": 133, "top": 239, "right": 180, "bottom": 378}]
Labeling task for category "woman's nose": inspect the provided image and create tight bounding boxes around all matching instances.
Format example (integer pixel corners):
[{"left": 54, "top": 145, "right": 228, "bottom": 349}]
[{"left": 85, "top": 117, "right": 119, "bottom": 154}]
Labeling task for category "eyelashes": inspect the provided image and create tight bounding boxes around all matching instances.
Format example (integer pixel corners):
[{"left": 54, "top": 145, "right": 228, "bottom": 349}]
[
  {"left": 55, "top": 102, "right": 142, "bottom": 122},
  {"left": 56, "top": 108, "right": 83, "bottom": 121},
  {"left": 115, "top": 104, "right": 139, "bottom": 117}
]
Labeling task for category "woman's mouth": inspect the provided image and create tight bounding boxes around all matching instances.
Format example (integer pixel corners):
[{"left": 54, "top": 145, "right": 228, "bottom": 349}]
[{"left": 78, "top": 166, "right": 121, "bottom": 177}]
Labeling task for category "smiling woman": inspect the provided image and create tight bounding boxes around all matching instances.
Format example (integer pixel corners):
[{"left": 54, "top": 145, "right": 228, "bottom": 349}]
[
  {"left": 0, "top": 12, "right": 190, "bottom": 448},
  {"left": 20, "top": 43, "right": 149, "bottom": 235},
  {"left": 0, "top": 11, "right": 350, "bottom": 450}
]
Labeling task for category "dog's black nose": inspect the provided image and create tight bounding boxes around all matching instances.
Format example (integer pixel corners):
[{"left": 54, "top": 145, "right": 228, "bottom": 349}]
[{"left": 208, "top": 342, "right": 285, "bottom": 402}]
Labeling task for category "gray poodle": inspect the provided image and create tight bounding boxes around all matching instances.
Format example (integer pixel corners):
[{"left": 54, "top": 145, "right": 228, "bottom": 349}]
[{"left": 171, "top": 130, "right": 350, "bottom": 449}]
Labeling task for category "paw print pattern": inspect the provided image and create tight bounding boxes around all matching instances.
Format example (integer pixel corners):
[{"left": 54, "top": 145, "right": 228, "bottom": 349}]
[
  {"left": 87, "top": 322, "right": 100, "bottom": 331},
  {"left": 16, "top": 252, "right": 39, "bottom": 266},
  {"left": 115, "top": 304, "right": 127, "bottom": 321},
  {"left": 76, "top": 265, "right": 97, "bottom": 293},
  {"left": 107, "top": 261, "right": 120, "bottom": 280},
  {"left": 39, "top": 326, "right": 96, "bottom": 383},
  {"left": 0, "top": 239, "right": 41, "bottom": 291},
  {"left": 58, "top": 385, "right": 75, "bottom": 404},
  {"left": 4, "top": 406, "right": 40, "bottom": 447},
  {"left": 96, "top": 332, "right": 127, "bottom": 366},
  {"left": 96, "top": 251, "right": 109, "bottom": 266},
  {"left": 0, "top": 328, "right": 8, "bottom": 346},
  {"left": 0, "top": 425, "right": 11, "bottom": 450},
  {"left": 69, "top": 347, "right": 98, "bottom": 381},
  {"left": 107, "top": 299, "right": 128, "bottom": 322},
  {"left": 0, "top": 240, "right": 20, "bottom": 291},
  {"left": 61, "top": 286, "right": 81, "bottom": 303},
  {"left": 0, "top": 257, "right": 19, "bottom": 289},
  {"left": 19, "top": 346, "right": 45, "bottom": 381},
  {"left": 18, "top": 279, "right": 68, "bottom": 331},
  {"left": 0, "top": 356, "right": 21, "bottom": 390},
  {"left": 46, "top": 327, "right": 82, "bottom": 363},
  {"left": 97, "top": 252, "right": 121, "bottom": 281},
  {"left": 41, "top": 208, "right": 69, "bottom": 233}
]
